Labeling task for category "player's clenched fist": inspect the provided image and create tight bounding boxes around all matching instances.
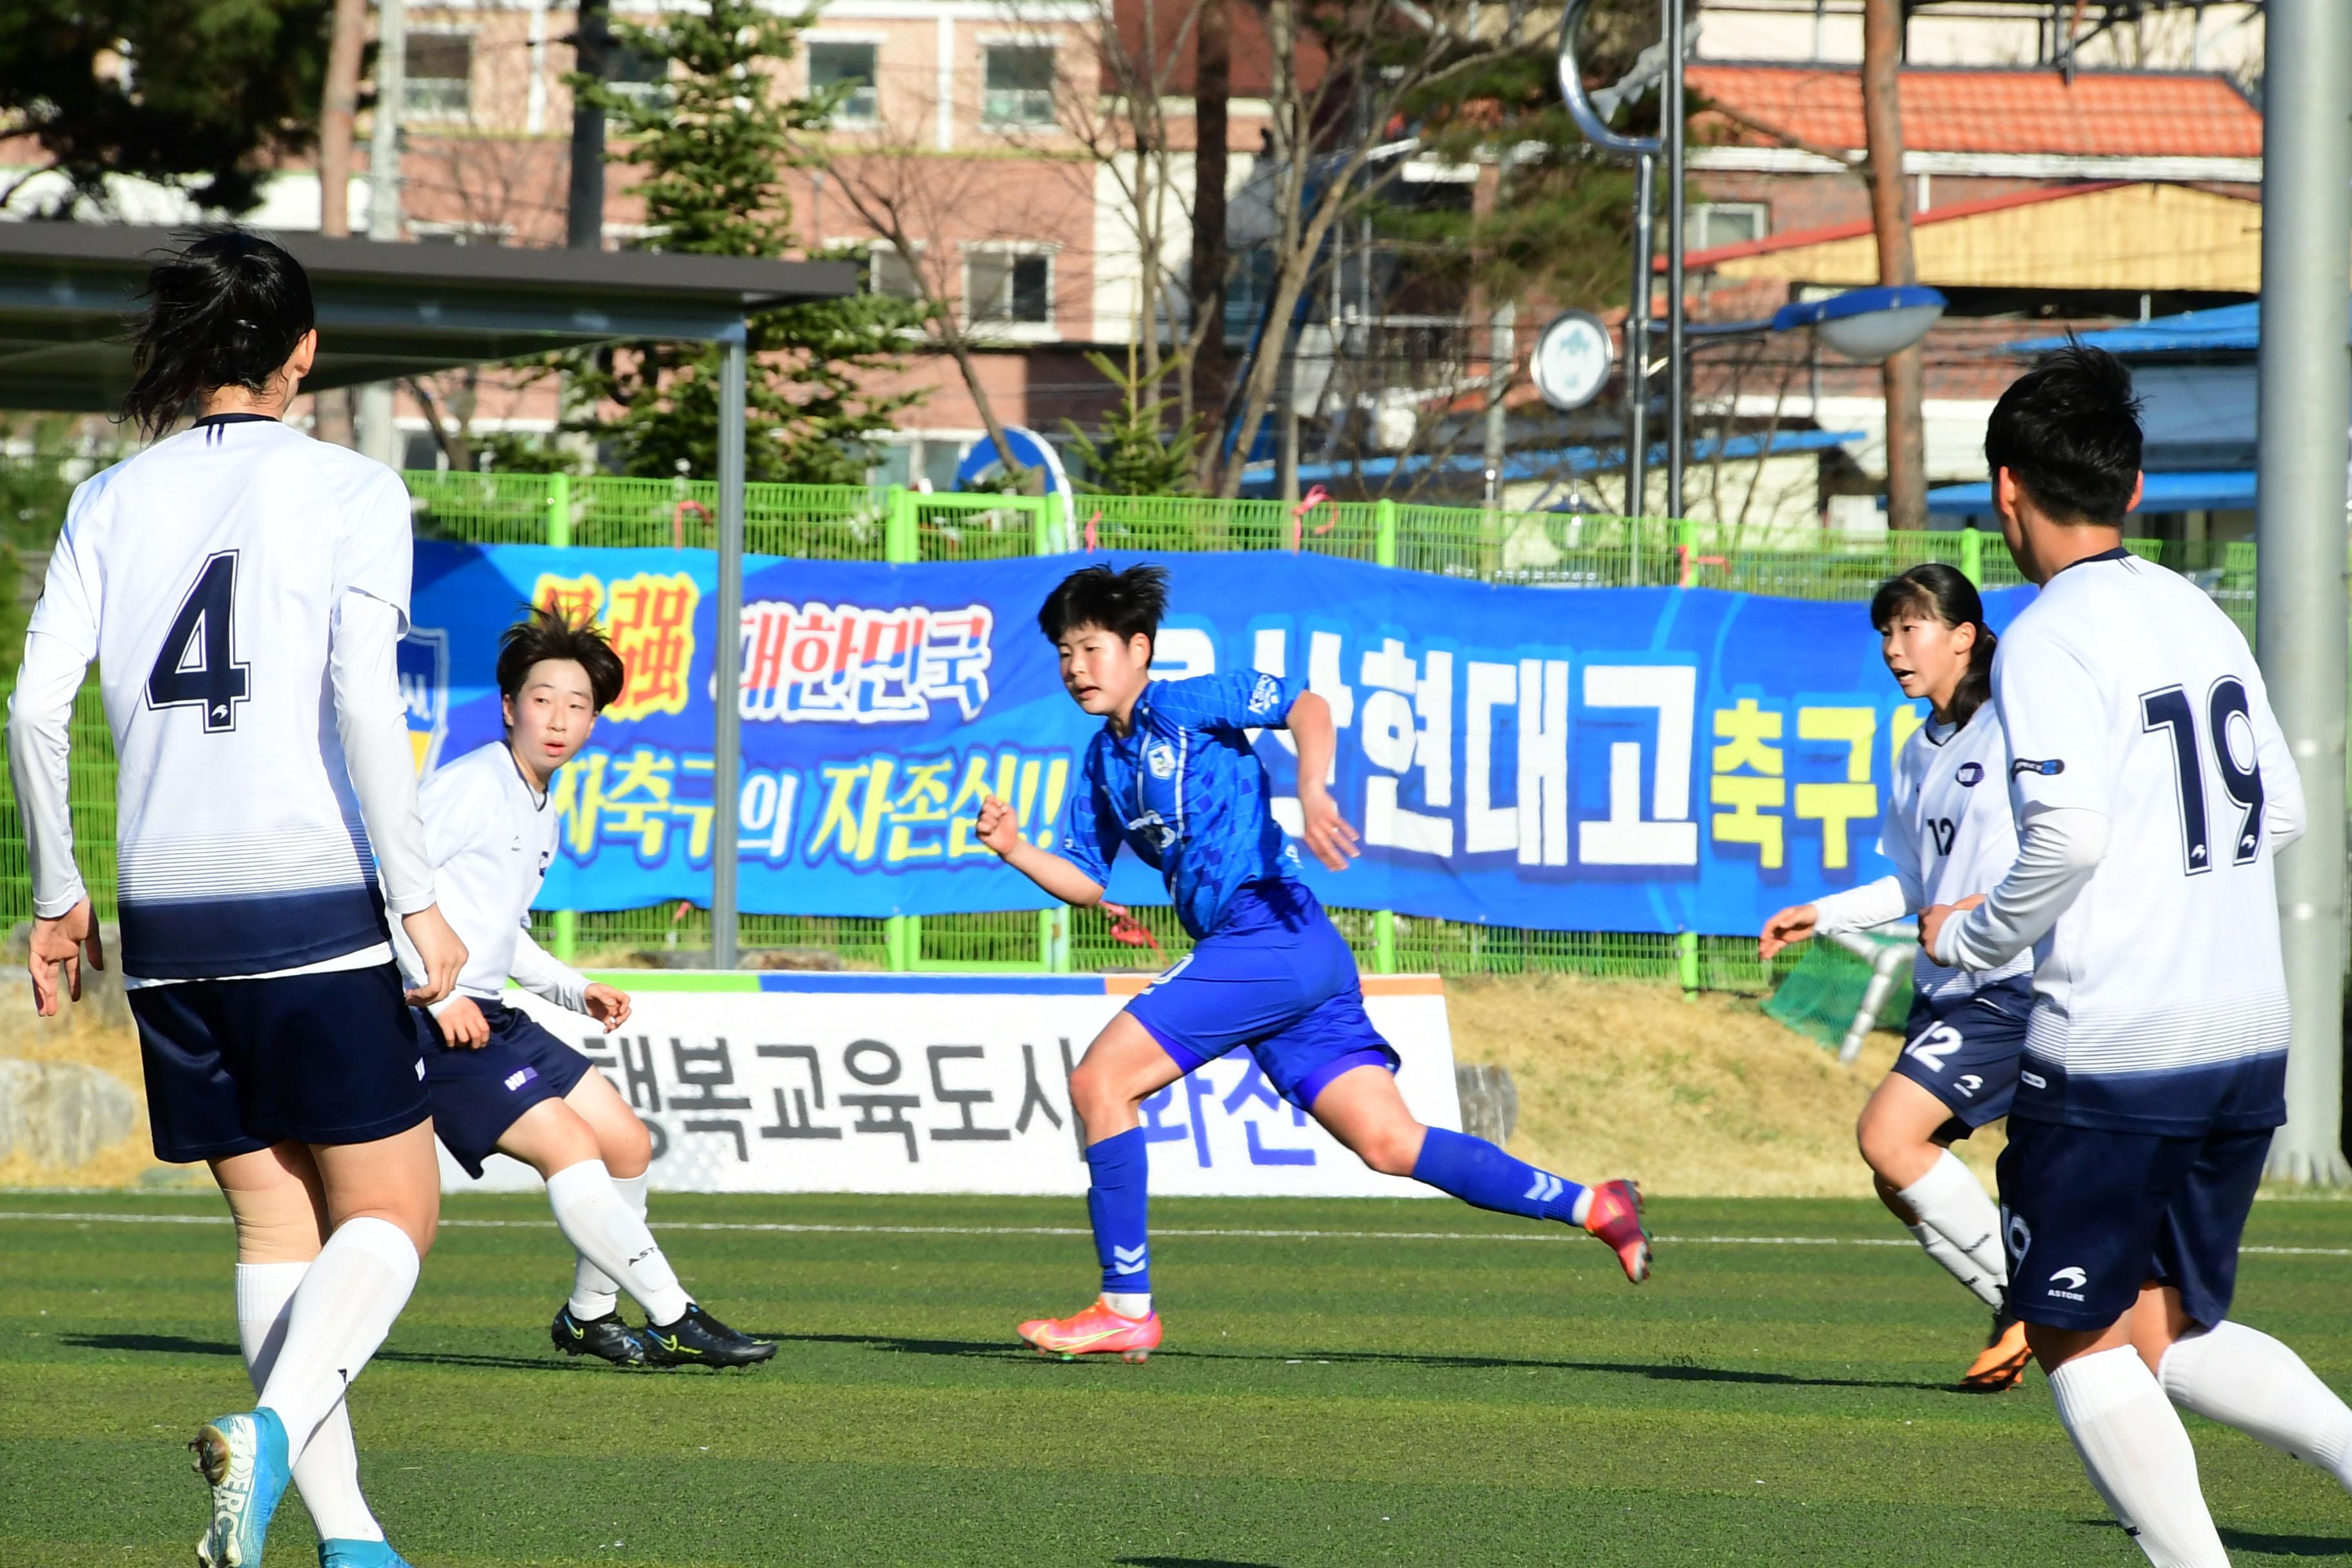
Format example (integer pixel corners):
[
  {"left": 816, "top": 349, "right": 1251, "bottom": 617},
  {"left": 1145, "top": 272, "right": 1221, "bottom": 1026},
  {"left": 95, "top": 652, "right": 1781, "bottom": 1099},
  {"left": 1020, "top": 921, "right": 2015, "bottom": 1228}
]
[{"left": 976, "top": 792, "right": 1024, "bottom": 857}]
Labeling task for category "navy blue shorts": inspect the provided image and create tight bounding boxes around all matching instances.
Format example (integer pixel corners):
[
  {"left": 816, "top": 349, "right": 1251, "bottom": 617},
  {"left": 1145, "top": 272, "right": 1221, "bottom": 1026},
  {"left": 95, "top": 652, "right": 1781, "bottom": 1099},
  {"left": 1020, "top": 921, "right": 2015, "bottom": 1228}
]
[
  {"left": 132, "top": 963, "right": 428, "bottom": 1164},
  {"left": 1997, "top": 1115, "right": 2273, "bottom": 1332},
  {"left": 1891, "top": 982, "right": 2030, "bottom": 1138},
  {"left": 416, "top": 999, "right": 594, "bottom": 1179},
  {"left": 1127, "top": 881, "right": 1397, "bottom": 1111}
]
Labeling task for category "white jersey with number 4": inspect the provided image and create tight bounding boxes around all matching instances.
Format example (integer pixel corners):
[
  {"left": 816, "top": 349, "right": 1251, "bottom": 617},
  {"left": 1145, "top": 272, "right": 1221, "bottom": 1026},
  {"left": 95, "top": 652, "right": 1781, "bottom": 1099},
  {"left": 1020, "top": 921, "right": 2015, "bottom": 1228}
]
[
  {"left": 1992, "top": 548, "right": 2300, "bottom": 1135},
  {"left": 1888, "top": 708, "right": 2029, "bottom": 1004},
  {"left": 26, "top": 419, "right": 414, "bottom": 981}
]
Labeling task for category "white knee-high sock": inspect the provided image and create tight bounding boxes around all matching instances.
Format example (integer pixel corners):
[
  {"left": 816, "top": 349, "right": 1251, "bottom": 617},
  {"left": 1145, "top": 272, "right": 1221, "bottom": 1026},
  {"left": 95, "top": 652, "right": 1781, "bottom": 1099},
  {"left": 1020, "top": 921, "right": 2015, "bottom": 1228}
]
[
  {"left": 1902, "top": 1220, "right": 2005, "bottom": 1310},
  {"left": 544, "top": 1159, "right": 691, "bottom": 1326},
  {"left": 1897, "top": 1150, "right": 2008, "bottom": 1305},
  {"left": 567, "top": 1170, "right": 650, "bottom": 1320},
  {"left": 2161, "top": 1320, "right": 2352, "bottom": 1491},
  {"left": 235, "top": 1263, "right": 384, "bottom": 1544},
  {"left": 256, "top": 1217, "right": 420, "bottom": 1465},
  {"left": 2048, "top": 1347, "right": 2231, "bottom": 1568}
]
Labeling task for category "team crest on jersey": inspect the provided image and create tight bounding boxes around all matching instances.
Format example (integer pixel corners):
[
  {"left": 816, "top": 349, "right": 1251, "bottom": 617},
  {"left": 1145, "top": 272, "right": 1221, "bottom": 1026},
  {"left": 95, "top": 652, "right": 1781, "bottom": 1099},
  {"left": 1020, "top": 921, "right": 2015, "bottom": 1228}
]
[
  {"left": 1955, "top": 762, "right": 1983, "bottom": 786},
  {"left": 398, "top": 628, "right": 451, "bottom": 776},
  {"left": 2011, "top": 758, "right": 2066, "bottom": 777},
  {"left": 1146, "top": 741, "right": 1177, "bottom": 779}
]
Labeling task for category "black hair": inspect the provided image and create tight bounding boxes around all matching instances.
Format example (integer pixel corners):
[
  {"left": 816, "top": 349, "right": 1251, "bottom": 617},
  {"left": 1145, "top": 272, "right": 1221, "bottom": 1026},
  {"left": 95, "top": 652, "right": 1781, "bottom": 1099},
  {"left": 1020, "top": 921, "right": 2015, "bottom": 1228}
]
[
  {"left": 496, "top": 605, "right": 627, "bottom": 714},
  {"left": 119, "top": 227, "right": 317, "bottom": 440},
  {"left": 1982, "top": 342, "right": 2144, "bottom": 525},
  {"left": 1872, "top": 564, "right": 1995, "bottom": 729},
  {"left": 1037, "top": 564, "right": 1169, "bottom": 652}
]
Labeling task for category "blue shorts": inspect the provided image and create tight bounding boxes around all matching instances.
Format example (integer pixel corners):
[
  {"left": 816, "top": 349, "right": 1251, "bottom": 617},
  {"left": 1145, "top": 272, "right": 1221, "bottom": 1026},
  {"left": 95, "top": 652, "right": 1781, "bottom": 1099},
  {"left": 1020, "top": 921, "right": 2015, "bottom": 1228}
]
[
  {"left": 1890, "top": 981, "right": 2030, "bottom": 1137},
  {"left": 416, "top": 999, "right": 594, "bottom": 1179},
  {"left": 132, "top": 963, "right": 428, "bottom": 1164},
  {"left": 1997, "top": 1115, "right": 2272, "bottom": 1332},
  {"left": 1127, "top": 881, "right": 1397, "bottom": 1111}
]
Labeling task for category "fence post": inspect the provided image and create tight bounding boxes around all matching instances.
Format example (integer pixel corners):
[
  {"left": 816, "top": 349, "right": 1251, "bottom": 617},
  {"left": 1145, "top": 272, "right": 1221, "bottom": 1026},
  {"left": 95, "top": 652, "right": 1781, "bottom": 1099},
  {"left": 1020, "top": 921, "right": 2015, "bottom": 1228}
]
[
  {"left": 1034, "top": 492, "right": 1061, "bottom": 556},
  {"left": 1375, "top": 498, "right": 1398, "bottom": 568},
  {"left": 546, "top": 471, "right": 571, "bottom": 548},
  {"left": 885, "top": 484, "right": 917, "bottom": 563},
  {"left": 1959, "top": 526, "right": 1983, "bottom": 585},
  {"left": 1677, "top": 929, "right": 1700, "bottom": 997},
  {"left": 885, "top": 913, "right": 915, "bottom": 970},
  {"left": 1040, "top": 906, "right": 1073, "bottom": 972},
  {"left": 550, "top": 909, "right": 578, "bottom": 962},
  {"left": 1373, "top": 908, "right": 1397, "bottom": 974}
]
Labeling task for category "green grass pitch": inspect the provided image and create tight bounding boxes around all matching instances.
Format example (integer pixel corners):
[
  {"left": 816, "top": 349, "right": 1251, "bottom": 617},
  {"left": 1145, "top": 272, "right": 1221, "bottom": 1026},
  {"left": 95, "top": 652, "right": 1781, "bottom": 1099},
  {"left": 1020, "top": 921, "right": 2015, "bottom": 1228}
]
[{"left": 5, "top": 1189, "right": 2351, "bottom": 1567}]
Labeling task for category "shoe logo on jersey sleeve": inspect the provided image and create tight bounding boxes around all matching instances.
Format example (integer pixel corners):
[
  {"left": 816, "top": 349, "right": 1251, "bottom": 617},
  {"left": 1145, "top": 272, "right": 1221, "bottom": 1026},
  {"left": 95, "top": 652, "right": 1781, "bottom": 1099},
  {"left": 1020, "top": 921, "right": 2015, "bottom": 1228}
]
[
  {"left": 1955, "top": 762, "right": 1983, "bottom": 786},
  {"left": 2010, "top": 758, "right": 2066, "bottom": 778},
  {"left": 2046, "top": 1264, "right": 2088, "bottom": 1301},
  {"left": 1247, "top": 674, "right": 1284, "bottom": 717},
  {"left": 1146, "top": 742, "right": 1177, "bottom": 779}
]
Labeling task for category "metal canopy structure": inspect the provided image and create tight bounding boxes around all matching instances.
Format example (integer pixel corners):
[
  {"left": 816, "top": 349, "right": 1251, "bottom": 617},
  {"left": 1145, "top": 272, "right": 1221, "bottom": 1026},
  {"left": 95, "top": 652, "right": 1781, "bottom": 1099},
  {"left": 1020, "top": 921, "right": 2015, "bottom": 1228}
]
[{"left": 0, "top": 223, "right": 858, "bottom": 971}]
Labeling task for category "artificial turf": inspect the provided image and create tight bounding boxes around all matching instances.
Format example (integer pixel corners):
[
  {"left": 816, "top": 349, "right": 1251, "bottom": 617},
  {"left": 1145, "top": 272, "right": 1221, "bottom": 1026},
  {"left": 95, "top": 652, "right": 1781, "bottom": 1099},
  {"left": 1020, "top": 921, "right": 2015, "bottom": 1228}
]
[{"left": 5, "top": 1188, "right": 2351, "bottom": 1567}]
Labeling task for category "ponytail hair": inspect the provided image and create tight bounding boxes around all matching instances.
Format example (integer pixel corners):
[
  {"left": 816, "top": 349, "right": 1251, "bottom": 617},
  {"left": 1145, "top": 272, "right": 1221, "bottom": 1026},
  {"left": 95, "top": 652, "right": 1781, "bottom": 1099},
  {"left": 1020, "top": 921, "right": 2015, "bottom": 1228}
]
[
  {"left": 120, "top": 228, "right": 317, "bottom": 440},
  {"left": 1870, "top": 562, "right": 1996, "bottom": 728}
]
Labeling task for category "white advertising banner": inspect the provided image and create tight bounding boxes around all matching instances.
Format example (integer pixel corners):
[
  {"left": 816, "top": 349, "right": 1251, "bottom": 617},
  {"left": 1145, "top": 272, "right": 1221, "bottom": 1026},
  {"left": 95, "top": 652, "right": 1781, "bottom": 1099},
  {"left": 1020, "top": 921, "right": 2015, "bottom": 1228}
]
[{"left": 439, "top": 974, "right": 1460, "bottom": 1199}]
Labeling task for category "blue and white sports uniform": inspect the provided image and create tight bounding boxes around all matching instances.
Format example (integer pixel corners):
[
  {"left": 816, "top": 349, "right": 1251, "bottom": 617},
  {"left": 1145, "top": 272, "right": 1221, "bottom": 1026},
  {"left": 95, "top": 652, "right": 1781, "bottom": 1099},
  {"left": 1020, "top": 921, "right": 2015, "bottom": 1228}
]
[
  {"left": 1946, "top": 550, "right": 2305, "bottom": 1331},
  {"left": 1814, "top": 705, "right": 2029, "bottom": 1137},
  {"left": 6, "top": 415, "right": 436, "bottom": 1160},
  {"left": 1060, "top": 670, "right": 1396, "bottom": 1109}
]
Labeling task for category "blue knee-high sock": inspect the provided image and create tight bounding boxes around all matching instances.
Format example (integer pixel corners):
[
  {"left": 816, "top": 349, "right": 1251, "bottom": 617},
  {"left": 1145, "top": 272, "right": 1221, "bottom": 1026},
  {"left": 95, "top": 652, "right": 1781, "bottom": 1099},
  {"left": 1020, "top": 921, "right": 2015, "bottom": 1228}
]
[
  {"left": 1412, "top": 1127, "right": 1587, "bottom": 1225},
  {"left": 1084, "top": 1127, "right": 1152, "bottom": 1296}
]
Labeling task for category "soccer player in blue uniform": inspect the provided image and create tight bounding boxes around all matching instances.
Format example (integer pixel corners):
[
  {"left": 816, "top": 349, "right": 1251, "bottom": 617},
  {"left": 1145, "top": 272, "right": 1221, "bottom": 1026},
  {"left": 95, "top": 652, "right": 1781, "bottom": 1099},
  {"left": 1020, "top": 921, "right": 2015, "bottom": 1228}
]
[
  {"left": 979, "top": 564, "right": 1649, "bottom": 1359},
  {"left": 1923, "top": 348, "right": 2352, "bottom": 1562},
  {"left": 9, "top": 231, "right": 467, "bottom": 1568}
]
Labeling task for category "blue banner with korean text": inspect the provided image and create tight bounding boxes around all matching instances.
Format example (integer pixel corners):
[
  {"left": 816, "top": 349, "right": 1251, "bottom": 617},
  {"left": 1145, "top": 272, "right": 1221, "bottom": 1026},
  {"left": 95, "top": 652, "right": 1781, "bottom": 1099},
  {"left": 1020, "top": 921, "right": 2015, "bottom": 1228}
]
[{"left": 404, "top": 541, "right": 2029, "bottom": 936}]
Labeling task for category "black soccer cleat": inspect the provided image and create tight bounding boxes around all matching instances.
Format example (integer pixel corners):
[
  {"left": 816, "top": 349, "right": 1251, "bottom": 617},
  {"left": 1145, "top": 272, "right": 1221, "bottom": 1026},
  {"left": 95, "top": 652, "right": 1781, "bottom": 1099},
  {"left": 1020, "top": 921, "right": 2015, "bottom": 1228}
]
[
  {"left": 640, "top": 1303, "right": 776, "bottom": 1369},
  {"left": 551, "top": 1305, "right": 649, "bottom": 1366}
]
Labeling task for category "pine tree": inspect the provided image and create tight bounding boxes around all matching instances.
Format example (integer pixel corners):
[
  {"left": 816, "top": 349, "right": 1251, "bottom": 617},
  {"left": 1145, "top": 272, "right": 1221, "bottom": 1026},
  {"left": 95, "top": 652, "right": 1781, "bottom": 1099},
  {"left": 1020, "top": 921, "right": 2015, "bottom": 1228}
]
[
  {"left": 567, "top": 0, "right": 924, "bottom": 483},
  {"left": 1061, "top": 349, "right": 1200, "bottom": 496}
]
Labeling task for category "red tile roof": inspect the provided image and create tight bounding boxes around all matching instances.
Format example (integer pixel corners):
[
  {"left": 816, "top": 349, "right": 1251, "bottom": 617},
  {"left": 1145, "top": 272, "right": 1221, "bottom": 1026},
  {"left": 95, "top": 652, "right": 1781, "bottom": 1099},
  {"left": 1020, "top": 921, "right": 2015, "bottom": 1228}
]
[{"left": 1687, "top": 64, "right": 2262, "bottom": 159}]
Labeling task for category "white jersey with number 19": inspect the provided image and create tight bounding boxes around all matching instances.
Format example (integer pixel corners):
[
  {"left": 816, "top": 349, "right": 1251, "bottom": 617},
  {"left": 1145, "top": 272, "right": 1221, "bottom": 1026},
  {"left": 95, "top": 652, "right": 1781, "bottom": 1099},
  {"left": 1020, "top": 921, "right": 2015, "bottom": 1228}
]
[
  {"left": 24, "top": 418, "right": 416, "bottom": 981},
  {"left": 1992, "top": 548, "right": 2302, "bottom": 1135}
]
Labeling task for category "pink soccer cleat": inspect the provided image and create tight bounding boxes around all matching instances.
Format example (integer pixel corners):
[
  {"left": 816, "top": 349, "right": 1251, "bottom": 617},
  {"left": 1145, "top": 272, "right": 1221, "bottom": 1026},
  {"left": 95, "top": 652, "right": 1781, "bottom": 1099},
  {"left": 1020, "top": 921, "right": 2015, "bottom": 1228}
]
[
  {"left": 1017, "top": 1297, "right": 1163, "bottom": 1362},
  {"left": 1583, "top": 1178, "right": 1652, "bottom": 1283}
]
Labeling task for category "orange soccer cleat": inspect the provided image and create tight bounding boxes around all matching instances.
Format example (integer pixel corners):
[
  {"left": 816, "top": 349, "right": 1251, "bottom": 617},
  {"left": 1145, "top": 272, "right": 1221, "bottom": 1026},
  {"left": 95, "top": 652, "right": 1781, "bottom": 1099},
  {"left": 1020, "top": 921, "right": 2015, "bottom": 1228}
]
[
  {"left": 1583, "top": 1179, "right": 1652, "bottom": 1283},
  {"left": 1017, "top": 1297, "right": 1164, "bottom": 1362},
  {"left": 1960, "top": 1315, "right": 2034, "bottom": 1393}
]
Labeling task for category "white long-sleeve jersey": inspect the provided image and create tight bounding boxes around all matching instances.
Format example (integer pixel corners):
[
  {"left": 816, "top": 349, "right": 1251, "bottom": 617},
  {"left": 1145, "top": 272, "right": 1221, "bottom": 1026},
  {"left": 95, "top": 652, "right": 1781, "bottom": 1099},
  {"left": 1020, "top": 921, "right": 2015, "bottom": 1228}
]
[
  {"left": 391, "top": 741, "right": 589, "bottom": 1015},
  {"left": 1812, "top": 705, "right": 2030, "bottom": 1004}
]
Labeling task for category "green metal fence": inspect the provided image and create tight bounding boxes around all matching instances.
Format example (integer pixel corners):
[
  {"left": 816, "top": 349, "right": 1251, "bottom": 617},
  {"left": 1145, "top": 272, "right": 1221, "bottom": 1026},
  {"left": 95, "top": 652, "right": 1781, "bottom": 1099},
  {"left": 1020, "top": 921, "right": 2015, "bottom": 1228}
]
[{"left": 1, "top": 467, "right": 2251, "bottom": 992}]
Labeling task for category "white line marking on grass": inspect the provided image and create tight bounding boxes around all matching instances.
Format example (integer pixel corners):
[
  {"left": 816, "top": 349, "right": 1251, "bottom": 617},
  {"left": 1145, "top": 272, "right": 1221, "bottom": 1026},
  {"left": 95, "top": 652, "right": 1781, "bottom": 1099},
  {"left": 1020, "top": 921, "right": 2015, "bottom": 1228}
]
[{"left": 3, "top": 1210, "right": 2349, "bottom": 1259}]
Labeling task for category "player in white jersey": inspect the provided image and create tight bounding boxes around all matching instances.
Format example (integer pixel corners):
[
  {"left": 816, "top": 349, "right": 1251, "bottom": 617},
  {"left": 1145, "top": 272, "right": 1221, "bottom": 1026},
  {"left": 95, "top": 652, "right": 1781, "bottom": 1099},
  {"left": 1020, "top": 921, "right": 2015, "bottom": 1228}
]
[
  {"left": 5, "top": 231, "right": 467, "bottom": 1568},
  {"left": 1761, "top": 564, "right": 2032, "bottom": 1391},
  {"left": 1921, "top": 347, "right": 2352, "bottom": 1565},
  {"left": 392, "top": 610, "right": 772, "bottom": 1369}
]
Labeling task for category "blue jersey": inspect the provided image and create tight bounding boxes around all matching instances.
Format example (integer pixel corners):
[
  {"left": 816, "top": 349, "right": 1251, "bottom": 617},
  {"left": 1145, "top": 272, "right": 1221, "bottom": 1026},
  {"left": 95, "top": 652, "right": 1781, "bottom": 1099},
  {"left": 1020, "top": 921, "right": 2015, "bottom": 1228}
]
[{"left": 1057, "top": 669, "right": 1306, "bottom": 938}]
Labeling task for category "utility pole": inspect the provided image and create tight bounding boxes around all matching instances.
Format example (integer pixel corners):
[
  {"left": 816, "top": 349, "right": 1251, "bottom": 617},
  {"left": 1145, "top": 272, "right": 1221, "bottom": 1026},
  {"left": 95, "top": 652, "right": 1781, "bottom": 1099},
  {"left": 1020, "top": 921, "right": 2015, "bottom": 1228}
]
[
  {"left": 2254, "top": 0, "right": 2352, "bottom": 1185},
  {"left": 358, "top": 0, "right": 407, "bottom": 467},
  {"left": 1663, "top": 0, "right": 1686, "bottom": 519},
  {"left": 1187, "top": 0, "right": 1231, "bottom": 489},
  {"left": 311, "top": 0, "right": 367, "bottom": 447},
  {"left": 567, "top": 0, "right": 611, "bottom": 250},
  {"left": 1861, "top": 0, "right": 1926, "bottom": 529}
]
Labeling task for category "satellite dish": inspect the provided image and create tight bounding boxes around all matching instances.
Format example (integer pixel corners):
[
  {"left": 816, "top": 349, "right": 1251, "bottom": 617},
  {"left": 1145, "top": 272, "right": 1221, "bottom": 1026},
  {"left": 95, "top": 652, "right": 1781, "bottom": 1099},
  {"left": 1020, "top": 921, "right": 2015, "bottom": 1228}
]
[{"left": 1530, "top": 310, "right": 1617, "bottom": 411}]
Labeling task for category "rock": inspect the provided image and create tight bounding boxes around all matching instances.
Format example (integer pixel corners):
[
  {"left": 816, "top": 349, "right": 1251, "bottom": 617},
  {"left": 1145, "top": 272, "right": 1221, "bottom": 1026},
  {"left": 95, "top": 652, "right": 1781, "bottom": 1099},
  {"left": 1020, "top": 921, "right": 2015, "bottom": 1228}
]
[
  {"left": 0, "top": 1058, "right": 139, "bottom": 1167},
  {"left": 1455, "top": 1063, "right": 1520, "bottom": 1147}
]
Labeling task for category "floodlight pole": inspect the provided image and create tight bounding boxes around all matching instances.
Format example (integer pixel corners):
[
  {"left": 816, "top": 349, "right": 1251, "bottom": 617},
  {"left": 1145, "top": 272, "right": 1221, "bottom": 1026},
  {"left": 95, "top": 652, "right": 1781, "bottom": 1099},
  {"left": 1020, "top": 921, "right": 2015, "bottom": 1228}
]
[
  {"left": 712, "top": 328, "right": 747, "bottom": 972},
  {"left": 1662, "top": 0, "right": 1687, "bottom": 521},
  {"left": 2255, "top": 0, "right": 2352, "bottom": 1184}
]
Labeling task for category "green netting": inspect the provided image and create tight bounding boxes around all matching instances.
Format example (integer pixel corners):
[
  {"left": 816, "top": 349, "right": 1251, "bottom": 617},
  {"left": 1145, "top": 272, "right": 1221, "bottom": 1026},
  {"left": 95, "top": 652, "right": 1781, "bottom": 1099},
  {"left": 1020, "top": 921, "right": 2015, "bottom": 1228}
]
[
  {"left": 1761, "top": 937, "right": 1913, "bottom": 1048},
  {"left": 0, "top": 458, "right": 2280, "bottom": 982}
]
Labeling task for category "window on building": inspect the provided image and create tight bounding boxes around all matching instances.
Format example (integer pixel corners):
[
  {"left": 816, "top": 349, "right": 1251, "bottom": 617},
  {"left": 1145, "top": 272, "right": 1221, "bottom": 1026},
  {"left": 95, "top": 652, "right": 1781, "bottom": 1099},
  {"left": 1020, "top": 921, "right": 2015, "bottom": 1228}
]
[
  {"left": 809, "top": 42, "right": 878, "bottom": 124},
  {"left": 982, "top": 45, "right": 1055, "bottom": 125},
  {"left": 404, "top": 32, "right": 475, "bottom": 119},
  {"left": 1689, "top": 202, "right": 1769, "bottom": 251},
  {"left": 864, "top": 244, "right": 923, "bottom": 301},
  {"left": 966, "top": 251, "right": 1051, "bottom": 326},
  {"left": 607, "top": 44, "right": 671, "bottom": 108}
]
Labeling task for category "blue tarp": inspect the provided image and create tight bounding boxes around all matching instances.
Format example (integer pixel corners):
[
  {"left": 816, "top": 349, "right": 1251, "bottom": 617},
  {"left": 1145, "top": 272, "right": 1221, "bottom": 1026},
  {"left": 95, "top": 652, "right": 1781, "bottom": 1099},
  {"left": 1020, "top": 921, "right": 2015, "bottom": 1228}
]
[{"left": 404, "top": 543, "right": 2032, "bottom": 936}]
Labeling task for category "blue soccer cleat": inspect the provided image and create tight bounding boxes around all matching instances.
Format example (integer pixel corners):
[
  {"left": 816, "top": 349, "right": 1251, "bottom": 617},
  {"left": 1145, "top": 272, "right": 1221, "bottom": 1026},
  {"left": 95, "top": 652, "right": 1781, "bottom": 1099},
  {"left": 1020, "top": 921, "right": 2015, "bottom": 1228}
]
[
  {"left": 320, "top": 1538, "right": 416, "bottom": 1568},
  {"left": 190, "top": 1407, "right": 289, "bottom": 1568}
]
